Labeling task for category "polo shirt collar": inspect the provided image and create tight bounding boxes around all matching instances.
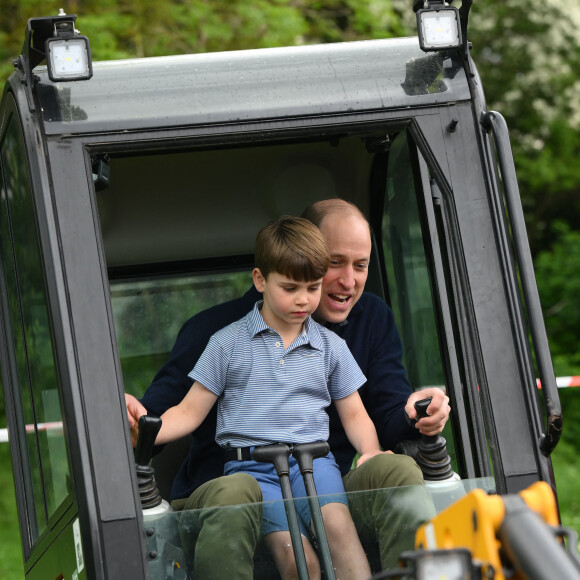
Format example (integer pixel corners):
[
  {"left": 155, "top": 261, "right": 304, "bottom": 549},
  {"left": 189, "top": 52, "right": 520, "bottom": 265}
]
[
  {"left": 247, "top": 301, "right": 270, "bottom": 336},
  {"left": 302, "top": 316, "right": 324, "bottom": 352},
  {"left": 247, "top": 301, "right": 324, "bottom": 352}
]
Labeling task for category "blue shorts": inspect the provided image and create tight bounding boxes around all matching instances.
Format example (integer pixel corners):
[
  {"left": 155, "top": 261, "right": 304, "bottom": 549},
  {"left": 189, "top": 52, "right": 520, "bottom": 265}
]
[{"left": 225, "top": 451, "right": 348, "bottom": 537}]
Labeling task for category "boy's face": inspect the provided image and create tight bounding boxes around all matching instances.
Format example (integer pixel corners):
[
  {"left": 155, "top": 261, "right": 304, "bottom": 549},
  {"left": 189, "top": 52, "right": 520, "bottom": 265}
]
[{"left": 253, "top": 269, "right": 323, "bottom": 333}]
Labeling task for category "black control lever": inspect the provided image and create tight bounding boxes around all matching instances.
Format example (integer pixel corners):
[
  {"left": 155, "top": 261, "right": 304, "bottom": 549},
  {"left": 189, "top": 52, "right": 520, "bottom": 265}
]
[
  {"left": 134, "top": 415, "right": 164, "bottom": 509},
  {"left": 253, "top": 444, "right": 310, "bottom": 580},
  {"left": 292, "top": 442, "right": 336, "bottom": 580},
  {"left": 412, "top": 397, "right": 454, "bottom": 481}
]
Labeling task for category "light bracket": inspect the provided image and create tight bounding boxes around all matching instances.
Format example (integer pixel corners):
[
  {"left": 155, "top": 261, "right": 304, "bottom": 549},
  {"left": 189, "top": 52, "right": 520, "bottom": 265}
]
[{"left": 17, "top": 11, "right": 93, "bottom": 85}]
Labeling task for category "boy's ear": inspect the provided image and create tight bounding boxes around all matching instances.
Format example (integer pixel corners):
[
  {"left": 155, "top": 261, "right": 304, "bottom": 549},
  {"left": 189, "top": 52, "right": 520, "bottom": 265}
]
[{"left": 253, "top": 268, "right": 266, "bottom": 292}]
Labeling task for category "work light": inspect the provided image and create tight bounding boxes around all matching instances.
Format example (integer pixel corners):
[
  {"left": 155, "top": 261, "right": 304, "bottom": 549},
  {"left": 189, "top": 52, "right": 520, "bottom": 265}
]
[
  {"left": 46, "top": 36, "right": 92, "bottom": 82},
  {"left": 416, "top": 2, "right": 462, "bottom": 52},
  {"left": 45, "top": 12, "right": 92, "bottom": 82}
]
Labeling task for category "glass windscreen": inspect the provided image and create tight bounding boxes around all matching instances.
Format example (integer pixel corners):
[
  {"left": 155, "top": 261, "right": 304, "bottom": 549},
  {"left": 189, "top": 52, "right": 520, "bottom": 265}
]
[
  {"left": 383, "top": 133, "right": 444, "bottom": 391},
  {"left": 142, "top": 479, "right": 496, "bottom": 579},
  {"left": 380, "top": 131, "right": 457, "bottom": 470}
]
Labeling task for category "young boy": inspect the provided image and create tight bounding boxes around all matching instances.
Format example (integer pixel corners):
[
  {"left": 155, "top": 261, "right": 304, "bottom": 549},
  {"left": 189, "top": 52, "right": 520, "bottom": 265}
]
[{"left": 155, "top": 216, "right": 385, "bottom": 580}]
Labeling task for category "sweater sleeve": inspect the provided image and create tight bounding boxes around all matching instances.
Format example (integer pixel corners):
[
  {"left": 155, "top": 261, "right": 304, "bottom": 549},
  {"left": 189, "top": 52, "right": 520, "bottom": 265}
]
[{"left": 360, "top": 294, "right": 419, "bottom": 450}]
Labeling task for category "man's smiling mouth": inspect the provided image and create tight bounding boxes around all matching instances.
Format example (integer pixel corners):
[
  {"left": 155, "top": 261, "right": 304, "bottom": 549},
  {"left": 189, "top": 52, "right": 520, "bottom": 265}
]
[{"left": 329, "top": 294, "right": 350, "bottom": 304}]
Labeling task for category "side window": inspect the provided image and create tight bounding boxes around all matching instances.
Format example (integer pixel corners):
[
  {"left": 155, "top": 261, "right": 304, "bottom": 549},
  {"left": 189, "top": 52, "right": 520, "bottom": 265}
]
[
  {"left": 382, "top": 131, "right": 446, "bottom": 391},
  {"left": 379, "top": 130, "right": 458, "bottom": 467},
  {"left": 111, "top": 271, "right": 253, "bottom": 395},
  {"left": 0, "top": 114, "right": 70, "bottom": 545}
]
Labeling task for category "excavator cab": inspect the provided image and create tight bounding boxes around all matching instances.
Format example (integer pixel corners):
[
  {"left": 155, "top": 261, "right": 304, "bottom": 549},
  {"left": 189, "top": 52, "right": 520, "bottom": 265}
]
[{"left": 0, "top": 5, "right": 564, "bottom": 579}]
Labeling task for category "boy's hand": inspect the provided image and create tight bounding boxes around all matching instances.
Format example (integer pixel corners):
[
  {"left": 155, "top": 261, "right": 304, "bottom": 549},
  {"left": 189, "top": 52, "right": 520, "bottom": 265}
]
[
  {"left": 125, "top": 393, "right": 147, "bottom": 447},
  {"left": 356, "top": 449, "right": 393, "bottom": 467}
]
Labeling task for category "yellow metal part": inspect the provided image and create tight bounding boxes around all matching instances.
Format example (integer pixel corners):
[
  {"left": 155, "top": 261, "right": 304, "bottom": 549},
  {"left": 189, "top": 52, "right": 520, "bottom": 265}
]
[
  {"left": 519, "top": 481, "right": 559, "bottom": 527},
  {"left": 414, "top": 481, "right": 558, "bottom": 580}
]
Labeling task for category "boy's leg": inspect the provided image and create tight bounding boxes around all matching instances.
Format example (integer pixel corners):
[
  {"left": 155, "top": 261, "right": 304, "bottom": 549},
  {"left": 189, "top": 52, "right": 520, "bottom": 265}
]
[
  {"left": 301, "top": 453, "right": 370, "bottom": 580},
  {"left": 172, "top": 473, "right": 262, "bottom": 580},
  {"left": 320, "top": 502, "right": 371, "bottom": 580},
  {"left": 227, "top": 458, "right": 321, "bottom": 579},
  {"left": 342, "top": 453, "right": 436, "bottom": 571},
  {"left": 264, "top": 531, "right": 321, "bottom": 580}
]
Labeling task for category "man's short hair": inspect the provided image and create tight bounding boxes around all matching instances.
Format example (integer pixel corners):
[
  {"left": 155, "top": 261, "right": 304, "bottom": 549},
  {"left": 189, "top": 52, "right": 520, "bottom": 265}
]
[
  {"left": 301, "top": 198, "right": 369, "bottom": 230},
  {"left": 255, "top": 216, "right": 330, "bottom": 281}
]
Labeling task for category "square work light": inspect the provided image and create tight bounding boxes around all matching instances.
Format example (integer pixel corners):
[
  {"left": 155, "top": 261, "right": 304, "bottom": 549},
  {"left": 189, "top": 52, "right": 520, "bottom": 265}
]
[
  {"left": 417, "top": 5, "right": 462, "bottom": 52},
  {"left": 46, "top": 35, "right": 93, "bottom": 82}
]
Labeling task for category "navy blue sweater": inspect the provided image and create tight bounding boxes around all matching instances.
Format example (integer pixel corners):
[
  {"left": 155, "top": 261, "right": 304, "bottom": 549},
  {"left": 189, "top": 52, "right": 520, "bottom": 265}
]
[{"left": 141, "top": 287, "right": 419, "bottom": 500}]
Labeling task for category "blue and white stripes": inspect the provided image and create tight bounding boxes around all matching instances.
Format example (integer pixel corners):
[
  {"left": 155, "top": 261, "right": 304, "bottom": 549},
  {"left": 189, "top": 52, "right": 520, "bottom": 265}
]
[{"left": 189, "top": 301, "right": 366, "bottom": 448}]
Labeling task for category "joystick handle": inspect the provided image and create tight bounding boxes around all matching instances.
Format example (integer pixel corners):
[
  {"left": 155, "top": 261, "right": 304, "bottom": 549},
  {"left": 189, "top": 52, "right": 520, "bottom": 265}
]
[
  {"left": 414, "top": 397, "right": 454, "bottom": 481},
  {"left": 135, "top": 415, "right": 162, "bottom": 466},
  {"left": 134, "top": 415, "right": 164, "bottom": 510}
]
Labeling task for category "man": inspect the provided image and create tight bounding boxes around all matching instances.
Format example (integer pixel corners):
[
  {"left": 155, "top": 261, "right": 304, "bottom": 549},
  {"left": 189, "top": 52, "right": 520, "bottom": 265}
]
[{"left": 126, "top": 199, "right": 450, "bottom": 578}]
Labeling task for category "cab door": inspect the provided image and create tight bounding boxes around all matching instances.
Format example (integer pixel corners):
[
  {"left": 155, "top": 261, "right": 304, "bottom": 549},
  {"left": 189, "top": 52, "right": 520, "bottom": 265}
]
[
  {"left": 372, "top": 108, "right": 557, "bottom": 495},
  {"left": 0, "top": 93, "right": 81, "bottom": 579},
  {"left": 0, "top": 86, "right": 151, "bottom": 579}
]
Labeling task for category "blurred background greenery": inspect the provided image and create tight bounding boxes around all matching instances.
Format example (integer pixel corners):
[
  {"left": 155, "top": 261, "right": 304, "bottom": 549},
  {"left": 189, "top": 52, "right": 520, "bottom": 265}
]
[{"left": 1, "top": 0, "right": 579, "bottom": 576}]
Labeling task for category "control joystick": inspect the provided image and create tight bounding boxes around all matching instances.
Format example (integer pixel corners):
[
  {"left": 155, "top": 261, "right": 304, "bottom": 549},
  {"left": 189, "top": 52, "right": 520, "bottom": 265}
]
[
  {"left": 412, "top": 397, "right": 455, "bottom": 482},
  {"left": 134, "top": 415, "right": 168, "bottom": 513}
]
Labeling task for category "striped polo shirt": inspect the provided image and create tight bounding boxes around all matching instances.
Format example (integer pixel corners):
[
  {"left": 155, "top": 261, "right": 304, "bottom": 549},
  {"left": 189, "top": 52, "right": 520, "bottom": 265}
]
[{"left": 189, "top": 301, "right": 366, "bottom": 448}]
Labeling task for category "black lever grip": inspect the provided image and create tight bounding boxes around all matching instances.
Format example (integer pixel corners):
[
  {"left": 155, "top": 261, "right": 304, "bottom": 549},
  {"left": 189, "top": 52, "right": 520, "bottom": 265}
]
[
  {"left": 414, "top": 397, "right": 433, "bottom": 421},
  {"left": 292, "top": 441, "right": 330, "bottom": 474},
  {"left": 406, "top": 396, "right": 433, "bottom": 427},
  {"left": 134, "top": 415, "right": 162, "bottom": 466},
  {"left": 252, "top": 444, "right": 292, "bottom": 477}
]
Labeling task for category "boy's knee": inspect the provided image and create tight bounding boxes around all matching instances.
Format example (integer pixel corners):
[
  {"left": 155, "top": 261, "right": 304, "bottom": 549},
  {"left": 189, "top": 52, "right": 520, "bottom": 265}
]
[
  {"left": 267, "top": 533, "right": 321, "bottom": 580},
  {"left": 321, "top": 503, "right": 356, "bottom": 541},
  {"left": 278, "top": 546, "right": 320, "bottom": 580}
]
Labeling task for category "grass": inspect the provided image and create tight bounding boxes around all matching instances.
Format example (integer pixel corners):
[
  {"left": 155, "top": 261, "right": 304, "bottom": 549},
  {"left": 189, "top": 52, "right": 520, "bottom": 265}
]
[
  {"left": 0, "top": 445, "right": 24, "bottom": 578},
  {"left": 553, "top": 445, "right": 580, "bottom": 552},
  {"left": 551, "top": 389, "right": 580, "bottom": 552}
]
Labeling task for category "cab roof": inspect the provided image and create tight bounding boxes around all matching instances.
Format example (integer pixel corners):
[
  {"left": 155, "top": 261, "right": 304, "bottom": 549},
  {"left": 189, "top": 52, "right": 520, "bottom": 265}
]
[{"left": 30, "top": 36, "right": 470, "bottom": 136}]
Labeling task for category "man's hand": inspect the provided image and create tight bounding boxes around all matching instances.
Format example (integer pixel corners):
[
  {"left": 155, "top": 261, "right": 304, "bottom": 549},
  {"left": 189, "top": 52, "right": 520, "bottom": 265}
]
[
  {"left": 405, "top": 388, "right": 450, "bottom": 436},
  {"left": 125, "top": 393, "right": 147, "bottom": 447}
]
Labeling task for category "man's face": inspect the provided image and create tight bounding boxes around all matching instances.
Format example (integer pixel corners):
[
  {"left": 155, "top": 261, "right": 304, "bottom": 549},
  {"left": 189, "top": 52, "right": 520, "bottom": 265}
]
[{"left": 315, "top": 212, "right": 371, "bottom": 324}]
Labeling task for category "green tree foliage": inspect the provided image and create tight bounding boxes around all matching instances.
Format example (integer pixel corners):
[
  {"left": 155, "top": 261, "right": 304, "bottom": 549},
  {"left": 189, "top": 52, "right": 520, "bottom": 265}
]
[
  {"left": 0, "top": 0, "right": 407, "bottom": 81},
  {"left": 467, "top": 0, "right": 580, "bottom": 256},
  {"left": 534, "top": 222, "right": 580, "bottom": 373}
]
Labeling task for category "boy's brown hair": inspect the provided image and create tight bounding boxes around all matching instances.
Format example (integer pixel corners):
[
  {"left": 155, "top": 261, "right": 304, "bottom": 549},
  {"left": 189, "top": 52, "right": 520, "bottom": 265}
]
[{"left": 255, "top": 216, "right": 330, "bottom": 281}]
